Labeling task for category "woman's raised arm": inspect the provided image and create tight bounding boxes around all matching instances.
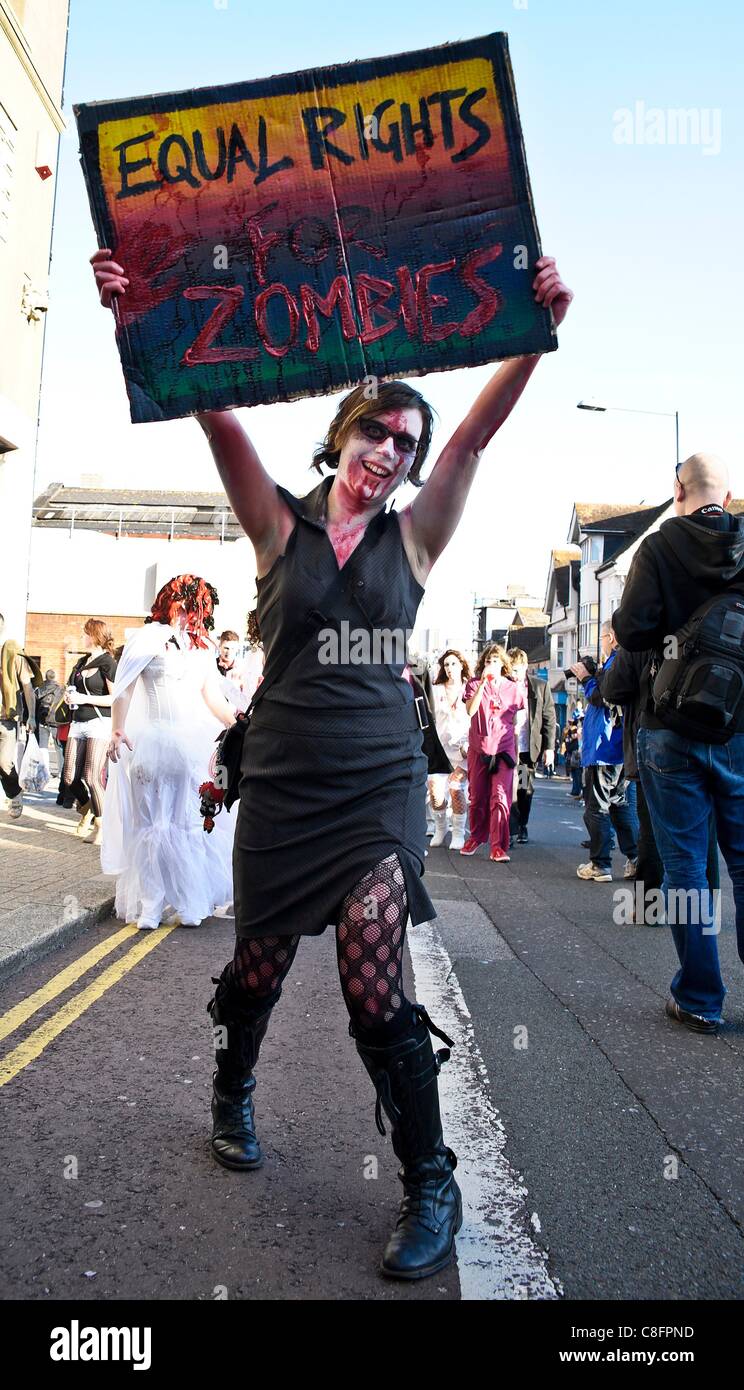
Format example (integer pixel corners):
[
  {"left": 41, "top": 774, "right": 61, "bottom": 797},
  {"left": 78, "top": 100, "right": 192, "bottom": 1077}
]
[
  {"left": 90, "top": 249, "right": 292, "bottom": 564},
  {"left": 193, "top": 410, "right": 293, "bottom": 562}
]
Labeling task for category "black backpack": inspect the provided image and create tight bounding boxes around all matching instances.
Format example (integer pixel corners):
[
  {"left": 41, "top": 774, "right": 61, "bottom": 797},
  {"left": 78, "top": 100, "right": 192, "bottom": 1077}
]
[
  {"left": 36, "top": 681, "right": 64, "bottom": 727},
  {"left": 652, "top": 588, "right": 744, "bottom": 742}
]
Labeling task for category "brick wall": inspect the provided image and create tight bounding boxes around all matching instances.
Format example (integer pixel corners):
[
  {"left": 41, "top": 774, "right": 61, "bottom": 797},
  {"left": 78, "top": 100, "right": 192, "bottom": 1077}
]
[{"left": 25, "top": 613, "right": 144, "bottom": 683}]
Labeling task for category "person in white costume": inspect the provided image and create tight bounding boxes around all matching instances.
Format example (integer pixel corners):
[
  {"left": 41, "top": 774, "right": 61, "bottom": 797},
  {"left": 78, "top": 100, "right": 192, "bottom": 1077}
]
[
  {"left": 103, "top": 575, "right": 236, "bottom": 930},
  {"left": 428, "top": 649, "right": 471, "bottom": 850}
]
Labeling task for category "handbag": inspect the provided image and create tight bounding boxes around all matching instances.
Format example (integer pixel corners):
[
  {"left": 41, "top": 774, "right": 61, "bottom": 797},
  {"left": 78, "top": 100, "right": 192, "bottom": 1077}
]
[
  {"left": 199, "top": 564, "right": 361, "bottom": 830},
  {"left": 51, "top": 691, "right": 72, "bottom": 726}
]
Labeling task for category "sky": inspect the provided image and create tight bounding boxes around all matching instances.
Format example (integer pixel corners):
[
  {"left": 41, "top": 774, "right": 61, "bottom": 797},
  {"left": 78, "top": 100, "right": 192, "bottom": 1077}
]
[{"left": 35, "top": 0, "right": 744, "bottom": 636}]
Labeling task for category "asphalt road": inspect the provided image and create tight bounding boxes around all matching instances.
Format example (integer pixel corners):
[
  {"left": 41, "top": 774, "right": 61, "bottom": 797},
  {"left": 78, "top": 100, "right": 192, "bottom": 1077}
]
[{"left": 1, "top": 776, "right": 742, "bottom": 1301}]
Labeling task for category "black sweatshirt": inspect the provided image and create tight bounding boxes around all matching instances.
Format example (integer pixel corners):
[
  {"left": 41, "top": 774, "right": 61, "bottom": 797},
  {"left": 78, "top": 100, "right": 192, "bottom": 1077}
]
[{"left": 613, "top": 506, "right": 744, "bottom": 730}]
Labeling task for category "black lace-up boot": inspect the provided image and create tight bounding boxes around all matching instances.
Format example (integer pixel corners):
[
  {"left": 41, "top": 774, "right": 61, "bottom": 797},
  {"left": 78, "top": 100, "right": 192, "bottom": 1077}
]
[
  {"left": 207, "top": 966, "right": 280, "bottom": 1171},
  {"left": 351, "top": 1003, "right": 463, "bottom": 1280}
]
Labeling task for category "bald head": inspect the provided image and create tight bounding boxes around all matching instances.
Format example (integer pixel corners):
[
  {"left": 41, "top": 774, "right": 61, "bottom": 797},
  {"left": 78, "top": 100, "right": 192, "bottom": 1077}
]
[
  {"left": 678, "top": 453, "right": 728, "bottom": 514},
  {"left": 674, "top": 452, "right": 731, "bottom": 515}
]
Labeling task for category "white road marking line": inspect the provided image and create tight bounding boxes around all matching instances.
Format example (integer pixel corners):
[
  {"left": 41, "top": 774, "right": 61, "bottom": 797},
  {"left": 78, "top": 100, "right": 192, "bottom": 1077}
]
[{"left": 407, "top": 919, "right": 561, "bottom": 1301}]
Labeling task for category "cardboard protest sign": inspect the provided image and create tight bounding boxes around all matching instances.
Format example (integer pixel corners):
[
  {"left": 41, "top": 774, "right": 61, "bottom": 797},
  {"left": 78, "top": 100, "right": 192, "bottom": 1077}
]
[{"left": 75, "top": 33, "right": 554, "bottom": 423}]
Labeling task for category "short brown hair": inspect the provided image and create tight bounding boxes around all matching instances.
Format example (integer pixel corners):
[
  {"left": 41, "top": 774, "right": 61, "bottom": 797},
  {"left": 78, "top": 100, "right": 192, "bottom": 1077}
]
[
  {"left": 507, "top": 647, "right": 528, "bottom": 665},
  {"left": 311, "top": 381, "right": 435, "bottom": 488},
  {"left": 84, "top": 618, "right": 115, "bottom": 655},
  {"left": 219, "top": 630, "right": 239, "bottom": 643},
  {"left": 475, "top": 643, "right": 513, "bottom": 680}
]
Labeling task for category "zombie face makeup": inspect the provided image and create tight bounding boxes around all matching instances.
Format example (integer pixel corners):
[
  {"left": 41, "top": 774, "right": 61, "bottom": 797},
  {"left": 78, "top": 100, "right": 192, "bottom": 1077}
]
[
  {"left": 335, "top": 406, "right": 423, "bottom": 511},
  {"left": 443, "top": 656, "right": 463, "bottom": 682}
]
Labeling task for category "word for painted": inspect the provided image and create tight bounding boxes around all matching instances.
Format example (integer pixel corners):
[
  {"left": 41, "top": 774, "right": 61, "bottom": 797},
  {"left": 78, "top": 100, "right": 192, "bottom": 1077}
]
[{"left": 114, "top": 88, "right": 492, "bottom": 198}]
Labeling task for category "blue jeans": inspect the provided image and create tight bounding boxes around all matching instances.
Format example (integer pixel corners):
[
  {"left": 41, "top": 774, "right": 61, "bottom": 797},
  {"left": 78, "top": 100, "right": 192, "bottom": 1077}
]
[
  {"left": 636, "top": 728, "right": 744, "bottom": 1021},
  {"left": 582, "top": 764, "right": 638, "bottom": 871}
]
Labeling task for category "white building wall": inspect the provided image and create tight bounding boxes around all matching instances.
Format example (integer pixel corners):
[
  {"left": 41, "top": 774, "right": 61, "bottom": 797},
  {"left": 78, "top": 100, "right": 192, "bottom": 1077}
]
[
  {"left": 598, "top": 573, "right": 626, "bottom": 628},
  {"left": 27, "top": 526, "right": 258, "bottom": 635},
  {"left": 597, "top": 503, "right": 675, "bottom": 629},
  {"left": 0, "top": 0, "right": 69, "bottom": 640}
]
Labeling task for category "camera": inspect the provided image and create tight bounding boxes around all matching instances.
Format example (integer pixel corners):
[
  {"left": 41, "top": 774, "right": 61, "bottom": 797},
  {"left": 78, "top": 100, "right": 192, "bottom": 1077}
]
[{"left": 579, "top": 655, "right": 597, "bottom": 677}]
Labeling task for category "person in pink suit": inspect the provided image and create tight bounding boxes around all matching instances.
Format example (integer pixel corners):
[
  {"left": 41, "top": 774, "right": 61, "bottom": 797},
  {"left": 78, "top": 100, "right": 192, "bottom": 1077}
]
[{"left": 461, "top": 644, "right": 525, "bottom": 861}]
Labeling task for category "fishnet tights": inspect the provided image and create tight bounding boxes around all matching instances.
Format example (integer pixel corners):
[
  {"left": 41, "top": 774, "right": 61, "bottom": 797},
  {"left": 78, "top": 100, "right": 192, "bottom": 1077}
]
[
  {"left": 335, "top": 852, "right": 407, "bottom": 1029},
  {"left": 229, "top": 853, "right": 408, "bottom": 1033},
  {"left": 63, "top": 735, "right": 108, "bottom": 817},
  {"left": 231, "top": 932, "right": 302, "bottom": 997}
]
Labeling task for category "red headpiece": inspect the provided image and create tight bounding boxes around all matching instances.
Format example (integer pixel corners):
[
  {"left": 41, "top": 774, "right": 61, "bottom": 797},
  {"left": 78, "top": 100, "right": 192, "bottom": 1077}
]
[{"left": 147, "top": 575, "right": 219, "bottom": 650}]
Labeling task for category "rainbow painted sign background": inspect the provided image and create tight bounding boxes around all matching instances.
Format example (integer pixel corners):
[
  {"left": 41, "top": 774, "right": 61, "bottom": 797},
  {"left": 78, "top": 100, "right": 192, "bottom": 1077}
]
[{"left": 75, "top": 34, "right": 555, "bottom": 423}]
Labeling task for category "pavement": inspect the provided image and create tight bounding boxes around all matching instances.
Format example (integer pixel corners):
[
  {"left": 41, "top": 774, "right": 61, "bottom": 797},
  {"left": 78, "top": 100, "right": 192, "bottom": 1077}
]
[
  {"left": 0, "top": 774, "right": 743, "bottom": 1301},
  {"left": 0, "top": 779, "right": 114, "bottom": 984}
]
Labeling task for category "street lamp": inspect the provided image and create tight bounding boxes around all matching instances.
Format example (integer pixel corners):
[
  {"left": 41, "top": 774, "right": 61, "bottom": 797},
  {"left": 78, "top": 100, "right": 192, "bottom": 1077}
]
[{"left": 577, "top": 399, "right": 680, "bottom": 469}]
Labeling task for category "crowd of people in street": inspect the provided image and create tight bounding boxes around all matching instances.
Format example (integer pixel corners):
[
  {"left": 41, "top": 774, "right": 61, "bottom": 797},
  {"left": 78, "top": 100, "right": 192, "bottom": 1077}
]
[
  {"left": 4, "top": 234, "right": 743, "bottom": 1286},
  {"left": 3, "top": 448, "right": 742, "bottom": 1053},
  {"left": 4, "top": 450, "right": 742, "bottom": 1049}
]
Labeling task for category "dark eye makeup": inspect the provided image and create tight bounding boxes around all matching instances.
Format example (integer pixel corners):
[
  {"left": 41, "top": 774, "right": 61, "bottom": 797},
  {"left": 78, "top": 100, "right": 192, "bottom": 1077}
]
[{"left": 357, "top": 417, "right": 419, "bottom": 456}]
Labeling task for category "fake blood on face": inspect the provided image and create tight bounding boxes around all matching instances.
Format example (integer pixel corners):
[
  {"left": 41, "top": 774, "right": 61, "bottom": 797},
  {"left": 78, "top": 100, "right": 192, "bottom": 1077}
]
[{"left": 325, "top": 407, "right": 421, "bottom": 564}]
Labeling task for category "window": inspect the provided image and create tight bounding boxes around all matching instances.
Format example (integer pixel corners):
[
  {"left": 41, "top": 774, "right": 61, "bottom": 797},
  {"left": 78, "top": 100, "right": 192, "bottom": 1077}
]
[
  {"left": 579, "top": 603, "right": 599, "bottom": 656},
  {"left": 0, "top": 104, "right": 16, "bottom": 246},
  {"left": 581, "top": 535, "right": 603, "bottom": 566},
  {"left": 556, "top": 635, "right": 564, "bottom": 669}
]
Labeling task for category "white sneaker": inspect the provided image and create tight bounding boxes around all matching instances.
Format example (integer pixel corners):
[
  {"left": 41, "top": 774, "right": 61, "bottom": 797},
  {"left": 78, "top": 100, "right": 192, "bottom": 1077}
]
[
  {"left": 576, "top": 861, "right": 612, "bottom": 882},
  {"left": 8, "top": 793, "right": 23, "bottom": 819},
  {"left": 623, "top": 858, "right": 637, "bottom": 879}
]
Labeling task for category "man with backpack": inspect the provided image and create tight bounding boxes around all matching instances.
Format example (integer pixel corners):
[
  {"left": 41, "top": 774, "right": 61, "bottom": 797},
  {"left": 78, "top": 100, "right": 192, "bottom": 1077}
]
[
  {"left": 613, "top": 453, "right": 744, "bottom": 1034},
  {"left": 35, "top": 668, "right": 66, "bottom": 779}
]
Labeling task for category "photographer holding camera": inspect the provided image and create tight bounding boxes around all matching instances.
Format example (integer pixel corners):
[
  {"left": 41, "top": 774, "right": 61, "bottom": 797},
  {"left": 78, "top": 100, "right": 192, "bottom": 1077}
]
[{"left": 569, "top": 622, "right": 638, "bottom": 883}]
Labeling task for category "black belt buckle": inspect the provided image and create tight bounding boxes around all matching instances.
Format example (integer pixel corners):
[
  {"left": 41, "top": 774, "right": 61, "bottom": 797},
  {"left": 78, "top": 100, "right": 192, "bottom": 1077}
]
[{"left": 414, "top": 695, "right": 429, "bottom": 731}]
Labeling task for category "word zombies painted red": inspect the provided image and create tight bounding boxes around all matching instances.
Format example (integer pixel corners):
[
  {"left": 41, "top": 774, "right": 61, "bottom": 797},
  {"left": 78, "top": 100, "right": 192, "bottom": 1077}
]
[{"left": 182, "top": 245, "right": 504, "bottom": 364}]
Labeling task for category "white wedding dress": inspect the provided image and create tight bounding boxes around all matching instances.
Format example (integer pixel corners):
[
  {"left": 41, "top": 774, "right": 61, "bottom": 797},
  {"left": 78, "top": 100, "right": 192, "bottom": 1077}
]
[{"left": 102, "top": 626, "right": 234, "bottom": 930}]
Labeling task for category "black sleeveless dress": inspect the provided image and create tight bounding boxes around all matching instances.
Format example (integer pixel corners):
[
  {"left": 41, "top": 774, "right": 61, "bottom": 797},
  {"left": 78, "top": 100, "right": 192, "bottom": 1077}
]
[{"left": 233, "top": 475, "right": 436, "bottom": 940}]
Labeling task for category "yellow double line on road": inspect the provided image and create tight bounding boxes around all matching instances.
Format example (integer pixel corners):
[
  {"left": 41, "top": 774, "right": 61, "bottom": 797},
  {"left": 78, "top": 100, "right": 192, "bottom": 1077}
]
[{"left": 0, "top": 924, "right": 176, "bottom": 1088}]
